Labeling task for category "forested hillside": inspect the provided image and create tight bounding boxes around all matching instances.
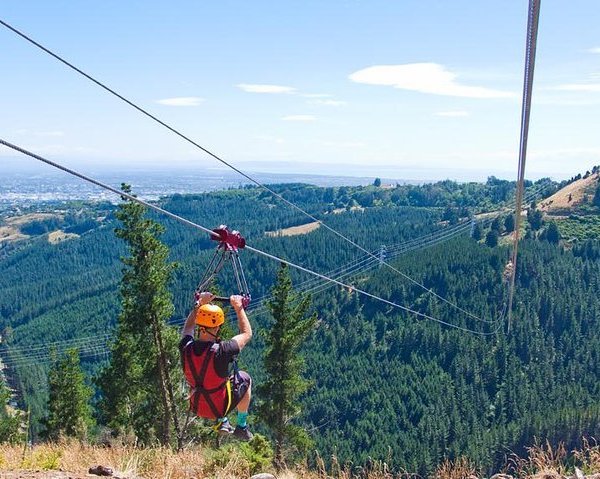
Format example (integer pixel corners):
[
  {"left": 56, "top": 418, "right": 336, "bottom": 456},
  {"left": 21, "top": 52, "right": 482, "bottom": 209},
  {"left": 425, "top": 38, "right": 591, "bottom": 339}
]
[{"left": 2, "top": 177, "right": 600, "bottom": 474}]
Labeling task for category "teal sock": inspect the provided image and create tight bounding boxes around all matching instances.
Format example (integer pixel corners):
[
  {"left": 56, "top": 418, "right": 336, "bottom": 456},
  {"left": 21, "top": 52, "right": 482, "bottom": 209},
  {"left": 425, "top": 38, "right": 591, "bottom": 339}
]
[{"left": 237, "top": 411, "right": 248, "bottom": 428}]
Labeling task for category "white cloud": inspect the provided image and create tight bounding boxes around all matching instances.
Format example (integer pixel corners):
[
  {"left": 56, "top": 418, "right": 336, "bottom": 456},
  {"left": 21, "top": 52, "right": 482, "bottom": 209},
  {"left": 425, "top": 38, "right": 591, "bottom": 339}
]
[
  {"left": 588, "top": 47, "right": 600, "bottom": 53},
  {"left": 435, "top": 110, "right": 469, "bottom": 117},
  {"left": 309, "top": 99, "right": 347, "bottom": 106},
  {"left": 36, "top": 130, "right": 65, "bottom": 137},
  {"left": 281, "top": 115, "right": 316, "bottom": 122},
  {"left": 554, "top": 83, "right": 600, "bottom": 92},
  {"left": 237, "top": 84, "right": 296, "bottom": 94},
  {"left": 156, "top": 97, "right": 205, "bottom": 106},
  {"left": 349, "top": 63, "right": 516, "bottom": 98}
]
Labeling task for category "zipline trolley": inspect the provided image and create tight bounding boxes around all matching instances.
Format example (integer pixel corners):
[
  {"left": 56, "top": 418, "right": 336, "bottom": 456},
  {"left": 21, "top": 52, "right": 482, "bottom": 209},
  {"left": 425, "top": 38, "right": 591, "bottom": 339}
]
[{"left": 195, "top": 225, "right": 251, "bottom": 308}]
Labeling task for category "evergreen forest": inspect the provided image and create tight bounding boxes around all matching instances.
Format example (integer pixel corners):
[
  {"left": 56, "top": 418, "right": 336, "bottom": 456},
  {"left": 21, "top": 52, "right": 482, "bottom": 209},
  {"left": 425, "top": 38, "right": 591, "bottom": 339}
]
[{"left": 2, "top": 177, "right": 600, "bottom": 475}]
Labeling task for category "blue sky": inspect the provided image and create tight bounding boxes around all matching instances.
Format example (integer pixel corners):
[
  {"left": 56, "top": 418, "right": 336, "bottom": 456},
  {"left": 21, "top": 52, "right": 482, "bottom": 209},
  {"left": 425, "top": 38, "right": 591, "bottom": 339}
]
[{"left": 2, "top": 1, "right": 600, "bottom": 181}]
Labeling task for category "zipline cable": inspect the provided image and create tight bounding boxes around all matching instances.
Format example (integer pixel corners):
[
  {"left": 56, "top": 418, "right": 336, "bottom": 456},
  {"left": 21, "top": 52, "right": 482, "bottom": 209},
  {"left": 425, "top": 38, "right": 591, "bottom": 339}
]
[
  {"left": 0, "top": 179, "right": 547, "bottom": 367},
  {"left": 0, "top": 177, "right": 550, "bottom": 367},
  {"left": 0, "top": 18, "right": 499, "bottom": 325},
  {"left": 0, "top": 139, "right": 501, "bottom": 336},
  {"left": 507, "top": 0, "right": 541, "bottom": 333},
  {"left": 1, "top": 182, "right": 549, "bottom": 366}
]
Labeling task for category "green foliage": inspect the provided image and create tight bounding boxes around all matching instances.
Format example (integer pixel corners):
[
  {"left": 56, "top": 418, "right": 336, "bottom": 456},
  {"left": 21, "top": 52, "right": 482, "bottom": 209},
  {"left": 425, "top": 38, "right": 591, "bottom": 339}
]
[
  {"left": 20, "top": 449, "right": 62, "bottom": 470},
  {"left": 239, "top": 434, "right": 275, "bottom": 474},
  {"left": 544, "top": 222, "right": 561, "bottom": 244},
  {"left": 528, "top": 206, "right": 544, "bottom": 231},
  {"left": 205, "top": 435, "right": 273, "bottom": 475},
  {"left": 556, "top": 215, "right": 600, "bottom": 241},
  {"left": 593, "top": 183, "right": 600, "bottom": 207},
  {"left": 96, "top": 184, "right": 182, "bottom": 446},
  {"left": 5, "top": 179, "right": 600, "bottom": 475},
  {"left": 485, "top": 229, "right": 499, "bottom": 247},
  {"left": 504, "top": 214, "right": 515, "bottom": 233},
  {"left": 472, "top": 223, "right": 483, "bottom": 241},
  {"left": 257, "top": 264, "right": 318, "bottom": 469},
  {"left": 42, "top": 348, "right": 94, "bottom": 440},
  {"left": 0, "top": 378, "right": 23, "bottom": 444}
]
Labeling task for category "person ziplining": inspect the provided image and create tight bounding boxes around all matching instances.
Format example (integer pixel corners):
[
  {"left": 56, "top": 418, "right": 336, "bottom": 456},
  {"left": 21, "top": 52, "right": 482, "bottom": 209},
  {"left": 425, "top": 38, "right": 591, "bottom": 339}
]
[
  {"left": 180, "top": 292, "right": 254, "bottom": 441},
  {"left": 180, "top": 225, "right": 254, "bottom": 440}
]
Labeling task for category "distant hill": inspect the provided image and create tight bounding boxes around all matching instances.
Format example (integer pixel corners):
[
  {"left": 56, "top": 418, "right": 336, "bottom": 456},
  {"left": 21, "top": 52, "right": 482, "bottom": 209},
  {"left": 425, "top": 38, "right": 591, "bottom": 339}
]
[
  {"left": 535, "top": 170, "right": 600, "bottom": 241},
  {"left": 540, "top": 172, "right": 599, "bottom": 217}
]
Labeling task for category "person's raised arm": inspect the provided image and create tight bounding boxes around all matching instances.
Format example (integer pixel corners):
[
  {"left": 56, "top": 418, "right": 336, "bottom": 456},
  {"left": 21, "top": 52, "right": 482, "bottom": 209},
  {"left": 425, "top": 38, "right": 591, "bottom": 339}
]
[
  {"left": 181, "top": 292, "right": 214, "bottom": 338},
  {"left": 230, "top": 295, "right": 252, "bottom": 350}
]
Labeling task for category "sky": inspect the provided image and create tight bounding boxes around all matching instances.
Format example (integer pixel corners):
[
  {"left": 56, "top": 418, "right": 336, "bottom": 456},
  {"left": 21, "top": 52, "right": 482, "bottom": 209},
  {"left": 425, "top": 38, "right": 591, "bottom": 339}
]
[{"left": 2, "top": 1, "right": 600, "bottom": 182}]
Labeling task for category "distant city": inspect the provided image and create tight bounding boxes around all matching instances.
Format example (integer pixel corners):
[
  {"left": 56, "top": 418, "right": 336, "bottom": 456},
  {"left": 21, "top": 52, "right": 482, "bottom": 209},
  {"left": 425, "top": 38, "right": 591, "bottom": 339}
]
[{"left": 0, "top": 169, "right": 405, "bottom": 208}]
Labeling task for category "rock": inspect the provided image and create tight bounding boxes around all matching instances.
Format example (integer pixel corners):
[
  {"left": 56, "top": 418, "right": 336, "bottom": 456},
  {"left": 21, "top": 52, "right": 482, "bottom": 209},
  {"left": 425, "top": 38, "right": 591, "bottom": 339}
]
[
  {"left": 490, "top": 474, "right": 514, "bottom": 479},
  {"left": 249, "top": 474, "right": 276, "bottom": 479},
  {"left": 575, "top": 467, "right": 585, "bottom": 479},
  {"left": 88, "top": 465, "right": 114, "bottom": 476}
]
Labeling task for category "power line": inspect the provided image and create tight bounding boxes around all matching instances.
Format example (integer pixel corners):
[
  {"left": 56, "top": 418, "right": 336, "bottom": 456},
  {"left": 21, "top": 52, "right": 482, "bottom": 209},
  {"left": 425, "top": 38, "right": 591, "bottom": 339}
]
[
  {"left": 3, "top": 152, "right": 551, "bottom": 365},
  {"left": 0, "top": 177, "right": 551, "bottom": 366},
  {"left": 0, "top": 139, "right": 502, "bottom": 336}
]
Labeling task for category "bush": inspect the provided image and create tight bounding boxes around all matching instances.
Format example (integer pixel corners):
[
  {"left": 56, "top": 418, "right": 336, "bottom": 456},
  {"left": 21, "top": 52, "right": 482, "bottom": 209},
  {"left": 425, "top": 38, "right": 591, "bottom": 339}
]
[{"left": 240, "top": 434, "right": 274, "bottom": 474}]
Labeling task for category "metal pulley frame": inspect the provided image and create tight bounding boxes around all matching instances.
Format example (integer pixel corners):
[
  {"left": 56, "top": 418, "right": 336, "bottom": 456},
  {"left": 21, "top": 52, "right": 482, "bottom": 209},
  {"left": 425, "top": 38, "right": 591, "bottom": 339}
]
[{"left": 194, "top": 225, "right": 251, "bottom": 308}]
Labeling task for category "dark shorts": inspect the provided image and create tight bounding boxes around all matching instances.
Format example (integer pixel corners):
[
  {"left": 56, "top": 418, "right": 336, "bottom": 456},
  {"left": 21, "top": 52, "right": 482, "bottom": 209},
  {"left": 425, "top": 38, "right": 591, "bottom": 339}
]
[{"left": 227, "top": 370, "right": 251, "bottom": 413}]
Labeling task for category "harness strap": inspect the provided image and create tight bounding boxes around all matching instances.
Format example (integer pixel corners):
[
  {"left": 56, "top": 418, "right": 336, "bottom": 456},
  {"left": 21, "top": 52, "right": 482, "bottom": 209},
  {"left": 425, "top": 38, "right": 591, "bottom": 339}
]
[{"left": 186, "top": 343, "right": 229, "bottom": 418}]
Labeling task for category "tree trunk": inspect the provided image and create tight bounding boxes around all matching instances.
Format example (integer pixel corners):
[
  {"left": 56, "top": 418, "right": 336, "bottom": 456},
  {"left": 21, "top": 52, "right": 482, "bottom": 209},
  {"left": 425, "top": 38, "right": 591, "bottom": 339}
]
[
  {"left": 155, "top": 323, "right": 182, "bottom": 450},
  {"left": 151, "top": 320, "right": 172, "bottom": 446}
]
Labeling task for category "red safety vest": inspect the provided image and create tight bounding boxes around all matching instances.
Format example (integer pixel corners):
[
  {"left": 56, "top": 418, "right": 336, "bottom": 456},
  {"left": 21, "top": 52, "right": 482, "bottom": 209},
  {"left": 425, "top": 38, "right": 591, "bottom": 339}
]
[{"left": 182, "top": 342, "right": 232, "bottom": 419}]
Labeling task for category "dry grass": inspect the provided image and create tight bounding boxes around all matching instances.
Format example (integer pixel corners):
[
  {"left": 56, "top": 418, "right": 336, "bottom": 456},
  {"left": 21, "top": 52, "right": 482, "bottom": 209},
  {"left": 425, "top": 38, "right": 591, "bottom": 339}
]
[
  {"left": 265, "top": 222, "right": 320, "bottom": 237},
  {"left": 0, "top": 441, "right": 271, "bottom": 479},
  {"left": 507, "top": 440, "right": 568, "bottom": 479},
  {"left": 3, "top": 438, "right": 600, "bottom": 479},
  {"left": 47, "top": 230, "right": 79, "bottom": 244},
  {"left": 4, "top": 213, "right": 61, "bottom": 227},
  {"left": 573, "top": 438, "right": 600, "bottom": 476},
  {"left": 506, "top": 438, "right": 600, "bottom": 479},
  {"left": 432, "top": 457, "right": 478, "bottom": 479},
  {"left": 540, "top": 173, "right": 599, "bottom": 215}
]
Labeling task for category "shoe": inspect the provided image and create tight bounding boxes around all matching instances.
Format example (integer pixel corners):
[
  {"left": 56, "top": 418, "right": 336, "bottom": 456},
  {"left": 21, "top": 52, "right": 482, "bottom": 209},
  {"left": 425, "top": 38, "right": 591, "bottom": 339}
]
[
  {"left": 233, "top": 425, "right": 253, "bottom": 441},
  {"left": 216, "top": 420, "right": 234, "bottom": 436}
]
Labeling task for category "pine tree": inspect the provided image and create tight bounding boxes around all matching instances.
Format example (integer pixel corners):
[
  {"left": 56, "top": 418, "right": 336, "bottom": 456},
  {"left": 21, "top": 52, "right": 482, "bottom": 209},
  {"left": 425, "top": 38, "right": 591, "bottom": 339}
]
[
  {"left": 472, "top": 223, "right": 483, "bottom": 241},
  {"left": 504, "top": 214, "right": 515, "bottom": 233},
  {"left": 0, "top": 378, "right": 23, "bottom": 444},
  {"left": 545, "top": 222, "right": 561, "bottom": 244},
  {"left": 593, "top": 184, "right": 600, "bottom": 208},
  {"left": 527, "top": 205, "right": 544, "bottom": 231},
  {"left": 485, "top": 230, "right": 499, "bottom": 247},
  {"left": 257, "top": 264, "right": 318, "bottom": 469},
  {"left": 43, "top": 348, "right": 93, "bottom": 440},
  {"left": 97, "top": 184, "right": 182, "bottom": 447}
]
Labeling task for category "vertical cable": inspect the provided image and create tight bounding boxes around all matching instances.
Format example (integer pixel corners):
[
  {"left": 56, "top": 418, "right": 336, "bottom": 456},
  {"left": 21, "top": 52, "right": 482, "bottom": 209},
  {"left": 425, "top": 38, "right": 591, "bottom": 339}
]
[{"left": 507, "top": 0, "right": 541, "bottom": 332}]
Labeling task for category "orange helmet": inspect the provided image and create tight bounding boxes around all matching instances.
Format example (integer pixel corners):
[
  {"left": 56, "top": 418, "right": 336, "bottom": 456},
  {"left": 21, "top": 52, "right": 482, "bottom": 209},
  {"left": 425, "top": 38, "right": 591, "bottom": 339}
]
[{"left": 195, "top": 303, "right": 225, "bottom": 328}]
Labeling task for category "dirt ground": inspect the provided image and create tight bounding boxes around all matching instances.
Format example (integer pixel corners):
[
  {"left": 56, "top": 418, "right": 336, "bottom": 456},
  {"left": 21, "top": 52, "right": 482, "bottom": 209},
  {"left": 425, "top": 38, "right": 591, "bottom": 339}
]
[{"left": 0, "top": 472, "right": 91, "bottom": 479}]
